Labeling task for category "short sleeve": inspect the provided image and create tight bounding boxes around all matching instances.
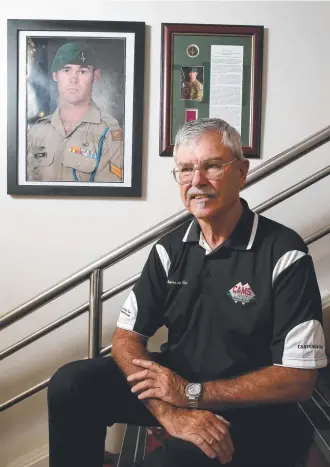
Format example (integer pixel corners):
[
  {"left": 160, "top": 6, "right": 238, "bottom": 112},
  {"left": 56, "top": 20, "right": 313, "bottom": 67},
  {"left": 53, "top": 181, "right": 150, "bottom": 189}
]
[
  {"left": 116, "top": 243, "right": 169, "bottom": 337},
  {"left": 271, "top": 251, "right": 327, "bottom": 369}
]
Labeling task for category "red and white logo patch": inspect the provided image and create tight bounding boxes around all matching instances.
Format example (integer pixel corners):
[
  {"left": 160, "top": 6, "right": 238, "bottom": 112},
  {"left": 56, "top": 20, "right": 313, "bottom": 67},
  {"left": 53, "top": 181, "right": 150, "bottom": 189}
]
[{"left": 227, "top": 282, "right": 256, "bottom": 305}]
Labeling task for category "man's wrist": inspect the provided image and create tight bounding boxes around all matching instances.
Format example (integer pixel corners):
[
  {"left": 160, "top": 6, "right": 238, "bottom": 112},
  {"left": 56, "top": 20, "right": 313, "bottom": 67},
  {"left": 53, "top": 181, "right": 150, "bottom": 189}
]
[
  {"left": 142, "top": 397, "right": 174, "bottom": 423},
  {"left": 154, "top": 402, "right": 177, "bottom": 424}
]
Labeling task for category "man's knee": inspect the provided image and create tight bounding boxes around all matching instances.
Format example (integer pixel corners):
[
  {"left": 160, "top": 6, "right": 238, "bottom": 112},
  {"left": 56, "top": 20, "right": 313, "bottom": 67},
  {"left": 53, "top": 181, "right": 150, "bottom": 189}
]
[{"left": 48, "top": 360, "right": 89, "bottom": 409}]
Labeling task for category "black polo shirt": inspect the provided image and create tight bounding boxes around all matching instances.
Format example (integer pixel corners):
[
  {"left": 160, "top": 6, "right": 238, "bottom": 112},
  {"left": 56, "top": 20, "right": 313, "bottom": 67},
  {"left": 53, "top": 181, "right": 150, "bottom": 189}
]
[{"left": 117, "top": 198, "right": 327, "bottom": 382}]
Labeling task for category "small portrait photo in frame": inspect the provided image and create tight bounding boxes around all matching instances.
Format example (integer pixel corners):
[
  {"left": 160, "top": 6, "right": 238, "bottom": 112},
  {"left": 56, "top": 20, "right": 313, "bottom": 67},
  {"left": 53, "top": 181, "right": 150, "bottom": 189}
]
[{"left": 180, "top": 66, "right": 204, "bottom": 102}]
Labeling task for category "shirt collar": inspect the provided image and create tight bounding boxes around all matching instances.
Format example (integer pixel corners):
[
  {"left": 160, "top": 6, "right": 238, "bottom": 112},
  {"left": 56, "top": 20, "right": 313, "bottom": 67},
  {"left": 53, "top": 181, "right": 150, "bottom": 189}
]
[
  {"left": 50, "top": 106, "right": 64, "bottom": 132},
  {"left": 81, "top": 100, "right": 102, "bottom": 123},
  {"left": 51, "top": 100, "right": 101, "bottom": 129},
  {"left": 182, "top": 198, "right": 259, "bottom": 251}
]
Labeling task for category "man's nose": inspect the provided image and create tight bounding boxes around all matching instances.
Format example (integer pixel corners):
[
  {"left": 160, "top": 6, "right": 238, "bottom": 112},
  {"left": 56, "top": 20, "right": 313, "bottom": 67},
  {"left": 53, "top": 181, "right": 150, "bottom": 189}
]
[
  {"left": 191, "top": 167, "right": 208, "bottom": 187},
  {"left": 70, "top": 72, "right": 79, "bottom": 82}
]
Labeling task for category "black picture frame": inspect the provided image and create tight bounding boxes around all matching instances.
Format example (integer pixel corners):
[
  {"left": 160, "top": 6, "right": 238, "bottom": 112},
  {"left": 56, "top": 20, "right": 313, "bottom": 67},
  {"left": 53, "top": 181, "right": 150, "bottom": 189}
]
[
  {"left": 160, "top": 23, "right": 264, "bottom": 158},
  {"left": 7, "top": 19, "right": 145, "bottom": 197}
]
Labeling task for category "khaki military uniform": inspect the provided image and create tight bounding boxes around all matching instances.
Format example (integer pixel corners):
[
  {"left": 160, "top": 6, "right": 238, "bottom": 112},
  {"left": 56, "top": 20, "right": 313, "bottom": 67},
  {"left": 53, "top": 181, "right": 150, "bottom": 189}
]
[
  {"left": 182, "top": 79, "right": 203, "bottom": 101},
  {"left": 27, "top": 101, "right": 124, "bottom": 183}
]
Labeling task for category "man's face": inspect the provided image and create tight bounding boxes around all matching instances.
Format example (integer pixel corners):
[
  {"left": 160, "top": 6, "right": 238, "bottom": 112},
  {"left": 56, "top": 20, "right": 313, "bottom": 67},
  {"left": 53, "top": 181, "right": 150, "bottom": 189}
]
[
  {"left": 175, "top": 131, "right": 249, "bottom": 221},
  {"left": 188, "top": 71, "right": 198, "bottom": 81},
  {"left": 53, "top": 64, "right": 100, "bottom": 105}
]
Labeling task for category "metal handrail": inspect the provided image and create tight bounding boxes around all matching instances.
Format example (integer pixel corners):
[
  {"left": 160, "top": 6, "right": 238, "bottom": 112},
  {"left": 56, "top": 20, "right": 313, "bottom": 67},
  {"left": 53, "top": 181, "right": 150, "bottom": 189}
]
[
  {"left": 306, "top": 225, "right": 330, "bottom": 246},
  {"left": 0, "top": 210, "right": 188, "bottom": 330},
  {"left": 305, "top": 225, "right": 330, "bottom": 245},
  {"left": 0, "top": 274, "right": 140, "bottom": 361},
  {"left": 253, "top": 165, "right": 330, "bottom": 214},
  {"left": 246, "top": 125, "right": 330, "bottom": 186},
  {"left": 1, "top": 345, "right": 113, "bottom": 411},
  {"left": 1, "top": 124, "right": 330, "bottom": 331}
]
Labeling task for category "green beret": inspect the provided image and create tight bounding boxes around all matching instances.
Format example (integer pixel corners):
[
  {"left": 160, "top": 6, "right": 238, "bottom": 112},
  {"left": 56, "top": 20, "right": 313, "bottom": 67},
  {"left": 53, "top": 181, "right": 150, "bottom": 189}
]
[
  {"left": 190, "top": 67, "right": 199, "bottom": 73},
  {"left": 51, "top": 42, "right": 98, "bottom": 72}
]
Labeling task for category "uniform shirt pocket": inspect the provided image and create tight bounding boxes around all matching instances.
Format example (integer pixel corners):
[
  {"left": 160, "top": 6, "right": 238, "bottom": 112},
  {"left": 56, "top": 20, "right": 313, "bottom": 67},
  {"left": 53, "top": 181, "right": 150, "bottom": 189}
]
[
  {"left": 32, "top": 150, "right": 55, "bottom": 168},
  {"left": 63, "top": 145, "right": 98, "bottom": 174}
]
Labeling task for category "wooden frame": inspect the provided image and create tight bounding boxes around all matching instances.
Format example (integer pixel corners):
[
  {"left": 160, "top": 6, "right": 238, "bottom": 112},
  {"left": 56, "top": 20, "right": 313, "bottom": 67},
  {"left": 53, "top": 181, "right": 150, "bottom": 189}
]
[{"left": 160, "top": 23, "right": 264, "bottom": 158}]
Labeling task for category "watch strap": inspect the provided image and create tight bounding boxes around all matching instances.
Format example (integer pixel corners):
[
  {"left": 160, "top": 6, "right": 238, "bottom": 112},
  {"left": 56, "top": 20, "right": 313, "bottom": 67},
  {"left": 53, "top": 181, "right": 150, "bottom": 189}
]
[{"left": 188, "top": 398, "right": 199, "bottom": 408}]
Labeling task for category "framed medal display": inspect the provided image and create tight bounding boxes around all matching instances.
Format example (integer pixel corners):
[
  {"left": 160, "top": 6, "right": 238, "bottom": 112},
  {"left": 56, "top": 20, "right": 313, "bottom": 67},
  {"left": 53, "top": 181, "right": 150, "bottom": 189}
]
[{"left": 160, "top": 23, "right": 264, "bottom": 158}]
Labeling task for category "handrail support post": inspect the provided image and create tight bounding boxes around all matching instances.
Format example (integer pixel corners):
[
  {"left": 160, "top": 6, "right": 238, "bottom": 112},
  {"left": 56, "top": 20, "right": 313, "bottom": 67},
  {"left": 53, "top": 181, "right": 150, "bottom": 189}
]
[{"left": 88, "top": 269, "right": 103, "bottom": 358}]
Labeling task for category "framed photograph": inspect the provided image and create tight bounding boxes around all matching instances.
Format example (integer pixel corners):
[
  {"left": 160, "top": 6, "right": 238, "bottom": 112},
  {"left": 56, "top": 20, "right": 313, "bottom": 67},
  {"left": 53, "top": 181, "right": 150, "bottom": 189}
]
[
  {"left": 160, "top": 23, "right": 264, "bottom": 158},
  {"left": 7, "top": 19, "right": 145, "bottom": 197},
  {"left": 180, "top": 66, "right": 204, "bottom": 101}
]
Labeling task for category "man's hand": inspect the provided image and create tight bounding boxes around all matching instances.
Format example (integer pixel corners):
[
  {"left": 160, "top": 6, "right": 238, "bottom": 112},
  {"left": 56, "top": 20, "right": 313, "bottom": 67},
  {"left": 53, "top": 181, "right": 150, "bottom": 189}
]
[
  {"left": 161, "top": 407, "right": 234, "bottom": 464},
  {"left": 127, "top": 359, "right": 189, "bottom": 407}
]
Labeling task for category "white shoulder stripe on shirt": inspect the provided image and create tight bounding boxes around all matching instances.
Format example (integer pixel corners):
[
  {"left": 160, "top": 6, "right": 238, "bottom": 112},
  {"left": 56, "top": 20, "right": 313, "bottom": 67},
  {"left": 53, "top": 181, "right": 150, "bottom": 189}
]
[
  {"left": 182, "top": 221, "right": 195, "bottom": 242},
  {"left": 246, "top": 213, "right": 259, "bottom": 250},
  {"left": 156, "top": 244, "right": 171, "bottom": 277},
  {"left": 272, "top": 250, "right": 306, "bottom": 284}
]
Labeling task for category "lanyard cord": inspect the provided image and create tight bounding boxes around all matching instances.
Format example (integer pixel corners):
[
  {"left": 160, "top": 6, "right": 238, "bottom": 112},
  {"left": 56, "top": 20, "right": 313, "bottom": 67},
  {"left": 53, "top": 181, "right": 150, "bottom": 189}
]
[{"left": 72, "top": 126, "right": 110, "bottom": 182}]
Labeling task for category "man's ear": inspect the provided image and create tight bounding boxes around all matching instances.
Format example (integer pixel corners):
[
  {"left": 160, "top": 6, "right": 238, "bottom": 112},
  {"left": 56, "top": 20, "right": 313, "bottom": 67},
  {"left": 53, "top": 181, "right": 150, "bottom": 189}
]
[
  {"left": 93, "top": 68, "right": 101, "bottom": 83},
  {"left": 239, "top": 158, "right": 250, "bottom": 190},
  {"left": 52, "top": 72, "right": 58, "bottom": 82}
]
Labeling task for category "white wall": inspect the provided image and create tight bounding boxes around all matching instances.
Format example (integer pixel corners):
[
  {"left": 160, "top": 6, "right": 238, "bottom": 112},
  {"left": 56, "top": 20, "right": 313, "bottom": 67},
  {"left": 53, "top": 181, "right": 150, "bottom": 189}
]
[{"left": 1, "top": 1, "right": 330, "bottom": 465}]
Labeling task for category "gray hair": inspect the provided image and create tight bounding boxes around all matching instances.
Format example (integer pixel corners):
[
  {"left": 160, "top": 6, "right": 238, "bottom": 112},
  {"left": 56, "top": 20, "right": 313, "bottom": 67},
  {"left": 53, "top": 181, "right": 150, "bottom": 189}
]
[{"left": 173, "top": 118, "right": 244, "bottom": 160}]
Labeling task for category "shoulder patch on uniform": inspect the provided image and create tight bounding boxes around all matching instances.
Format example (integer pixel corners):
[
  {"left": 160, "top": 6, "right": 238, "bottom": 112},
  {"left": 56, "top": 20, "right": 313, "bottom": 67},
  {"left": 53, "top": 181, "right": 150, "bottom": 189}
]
[
  {"left": 36, "top": 114, "right": 52, "bottom": 123},
  {"left": 111, "top": 129, "right": 123, "bottom": 141}
]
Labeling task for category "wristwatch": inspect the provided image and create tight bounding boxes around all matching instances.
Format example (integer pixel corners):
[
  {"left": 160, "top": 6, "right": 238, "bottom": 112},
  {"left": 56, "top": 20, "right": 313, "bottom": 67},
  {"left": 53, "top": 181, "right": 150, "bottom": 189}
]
[{"left": 185, "top": 382, "right": 202, "bottom": 408}]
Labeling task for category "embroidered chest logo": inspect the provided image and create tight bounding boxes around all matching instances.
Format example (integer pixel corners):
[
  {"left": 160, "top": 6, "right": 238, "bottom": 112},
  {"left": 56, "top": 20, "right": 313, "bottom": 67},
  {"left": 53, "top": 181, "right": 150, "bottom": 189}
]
[
  {"left": 227, "top": 282, "right": 256, "bottom": 305},
  {"left": 167, "top": 280, "right": 188, "bottom": 286}
]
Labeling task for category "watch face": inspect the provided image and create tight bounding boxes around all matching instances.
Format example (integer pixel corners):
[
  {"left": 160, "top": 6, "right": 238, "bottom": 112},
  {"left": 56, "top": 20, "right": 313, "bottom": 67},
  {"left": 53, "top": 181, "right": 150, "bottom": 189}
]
[{"left": 188, "top": 383, "right": 201, "bottom": 396}]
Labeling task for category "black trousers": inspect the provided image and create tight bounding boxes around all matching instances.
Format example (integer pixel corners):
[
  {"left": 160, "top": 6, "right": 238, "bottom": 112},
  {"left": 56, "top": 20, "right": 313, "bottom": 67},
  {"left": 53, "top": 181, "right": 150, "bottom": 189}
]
[{"left": 48, "top": 356, "right": 310, "bottom": 467}]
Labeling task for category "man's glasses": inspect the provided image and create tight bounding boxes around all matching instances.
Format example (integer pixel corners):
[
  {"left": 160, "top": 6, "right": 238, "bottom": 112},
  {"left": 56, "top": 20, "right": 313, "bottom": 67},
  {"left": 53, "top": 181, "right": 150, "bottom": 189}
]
[{"left": 171, "top": 159, "right": 237, "bottom": 185}]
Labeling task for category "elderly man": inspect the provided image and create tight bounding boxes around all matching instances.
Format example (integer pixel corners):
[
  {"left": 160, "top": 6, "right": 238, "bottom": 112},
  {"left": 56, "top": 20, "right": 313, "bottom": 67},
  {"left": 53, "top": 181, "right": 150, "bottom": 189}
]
[
  {"left": 27, "top": 41, "right": 123, "bottom": 183},
  {"left": 48, "top": 118, "right": 326, "bottom": 467}
]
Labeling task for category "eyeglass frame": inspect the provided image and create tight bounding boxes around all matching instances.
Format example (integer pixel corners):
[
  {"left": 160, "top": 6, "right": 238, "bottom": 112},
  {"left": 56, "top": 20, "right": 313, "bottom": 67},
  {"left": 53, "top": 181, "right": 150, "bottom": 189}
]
[{"left": 171, "top": 158, "right": 239, "bottom": 185}]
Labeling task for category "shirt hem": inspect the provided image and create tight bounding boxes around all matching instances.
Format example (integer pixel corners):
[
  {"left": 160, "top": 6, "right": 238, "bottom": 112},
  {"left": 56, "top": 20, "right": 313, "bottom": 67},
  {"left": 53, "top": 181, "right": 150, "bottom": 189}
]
[
  {"left": 274, "top": 356, "right": 328, "bottom": 369},
  {"left": 116, "top": 322, "right": 150, "bottom": 338}
]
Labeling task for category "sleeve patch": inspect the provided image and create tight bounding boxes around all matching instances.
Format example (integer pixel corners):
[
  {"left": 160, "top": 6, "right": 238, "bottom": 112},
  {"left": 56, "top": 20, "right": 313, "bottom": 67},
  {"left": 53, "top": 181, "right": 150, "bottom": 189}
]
[
  {"left": 111, "top": 129, "right": 123, "bottom": 141},
  {"left": 111, "top": 164, "right": 123, "bottom": 179}
]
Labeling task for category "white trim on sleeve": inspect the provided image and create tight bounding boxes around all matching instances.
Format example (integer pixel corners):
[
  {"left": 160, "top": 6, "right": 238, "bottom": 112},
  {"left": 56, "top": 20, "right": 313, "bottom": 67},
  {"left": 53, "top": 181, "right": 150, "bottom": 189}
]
[
  {"left": 272, "top": 250, "right": 306, "bottom": 284},
  {"left": 274, "top": 359, "right": 327, "bottom": 369}
]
